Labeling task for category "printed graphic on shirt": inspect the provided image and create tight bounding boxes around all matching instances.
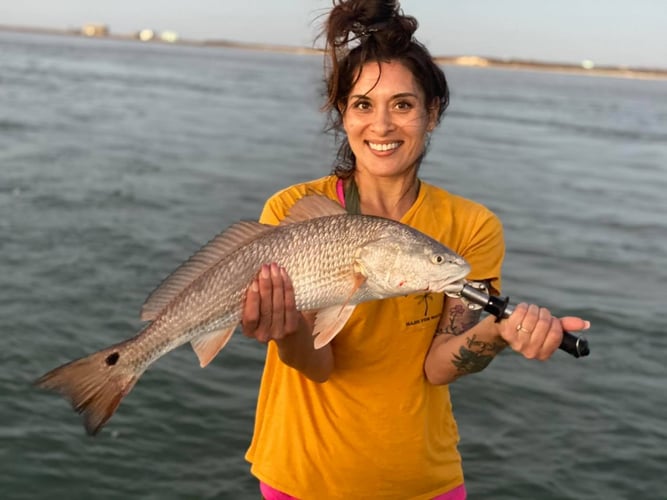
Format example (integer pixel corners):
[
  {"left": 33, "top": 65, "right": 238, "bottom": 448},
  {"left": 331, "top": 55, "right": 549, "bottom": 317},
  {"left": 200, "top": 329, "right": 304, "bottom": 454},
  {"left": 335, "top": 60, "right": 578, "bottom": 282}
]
[{"left": 404, "top": 292, "right": 443, "bottom": 328}]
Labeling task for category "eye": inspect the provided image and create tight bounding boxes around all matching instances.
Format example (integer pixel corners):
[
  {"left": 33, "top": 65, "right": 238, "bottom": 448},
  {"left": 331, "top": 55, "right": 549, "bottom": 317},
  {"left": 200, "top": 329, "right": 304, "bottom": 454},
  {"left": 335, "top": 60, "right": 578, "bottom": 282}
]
[
  {"left": 352, "top": 99, "right": 371, "bottom": 111},
  {"left": 394, "top": 100, "right": 413, "bottom": 111},
  {"left": 431, "top": 254, "right": 446, "bottom": 264}
]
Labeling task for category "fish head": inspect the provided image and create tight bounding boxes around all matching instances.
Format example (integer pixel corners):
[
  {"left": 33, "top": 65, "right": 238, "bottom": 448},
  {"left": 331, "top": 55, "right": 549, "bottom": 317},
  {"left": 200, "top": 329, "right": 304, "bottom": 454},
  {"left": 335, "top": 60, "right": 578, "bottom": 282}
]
[{"left": 356, "top": 226, "right": 470, "bottom": 298}]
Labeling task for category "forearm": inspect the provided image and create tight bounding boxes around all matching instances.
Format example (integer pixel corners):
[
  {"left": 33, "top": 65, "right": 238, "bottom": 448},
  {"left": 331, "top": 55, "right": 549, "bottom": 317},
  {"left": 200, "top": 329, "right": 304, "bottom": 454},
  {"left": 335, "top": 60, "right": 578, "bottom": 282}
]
[
  {"left": 424, "top": 315, "right": 507, "bottom": 385},
  {"left": 274, "top": 313, "right": 334, "bottom": 383}
]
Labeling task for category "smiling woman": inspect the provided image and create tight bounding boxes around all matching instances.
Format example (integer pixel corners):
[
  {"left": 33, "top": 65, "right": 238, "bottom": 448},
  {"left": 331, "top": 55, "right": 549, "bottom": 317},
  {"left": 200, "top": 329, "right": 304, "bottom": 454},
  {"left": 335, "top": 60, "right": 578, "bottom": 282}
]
[
  {"left": 239, "top": 1, "right": 589, "bottom": 499},
  {"left": 341, "top": 61, "right": 437, "bottom": 195}
]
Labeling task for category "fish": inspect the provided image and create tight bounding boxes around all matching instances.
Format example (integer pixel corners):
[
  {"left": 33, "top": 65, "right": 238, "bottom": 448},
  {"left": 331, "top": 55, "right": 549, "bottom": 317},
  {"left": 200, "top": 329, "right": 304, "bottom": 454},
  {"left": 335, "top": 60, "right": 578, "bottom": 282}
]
[{"left": 34, "top": 195, "right": 470, "bottom": 435}]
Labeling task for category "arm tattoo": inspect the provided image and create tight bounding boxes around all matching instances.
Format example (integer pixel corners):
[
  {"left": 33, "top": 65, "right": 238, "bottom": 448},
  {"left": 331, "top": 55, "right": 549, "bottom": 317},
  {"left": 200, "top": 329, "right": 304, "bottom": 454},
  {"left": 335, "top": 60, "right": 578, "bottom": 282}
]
[
  {"left": 436, "top": 305, "right": 481, "bottom": 336},
  {"left": 452, "top": 334, "right": 508, "bottom": 375}
]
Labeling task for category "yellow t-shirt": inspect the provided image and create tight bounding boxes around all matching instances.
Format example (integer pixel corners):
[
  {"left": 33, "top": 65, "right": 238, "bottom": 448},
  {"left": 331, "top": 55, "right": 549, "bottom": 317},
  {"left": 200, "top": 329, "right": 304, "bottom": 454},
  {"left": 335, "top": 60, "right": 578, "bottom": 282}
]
[{"left": 245, "top": 176, "right": 504, "bottom": 499}]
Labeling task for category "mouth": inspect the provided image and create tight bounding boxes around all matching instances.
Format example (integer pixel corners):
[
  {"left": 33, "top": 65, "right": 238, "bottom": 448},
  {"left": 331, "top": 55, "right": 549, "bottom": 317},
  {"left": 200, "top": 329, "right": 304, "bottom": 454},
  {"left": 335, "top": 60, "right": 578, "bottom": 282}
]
[
  {"left": 430, "top": 265, "right": 470, "bottom": 294},
  {"left": 442, "top": 278, "right": 467, "bottom": 296},
  {"left": 367, "top": 141, "right": 402, "bottom": 152}
]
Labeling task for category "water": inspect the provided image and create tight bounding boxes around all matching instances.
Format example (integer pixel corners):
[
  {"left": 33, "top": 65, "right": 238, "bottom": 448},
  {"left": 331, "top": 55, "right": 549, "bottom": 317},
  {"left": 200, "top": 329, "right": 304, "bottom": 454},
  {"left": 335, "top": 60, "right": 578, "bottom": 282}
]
[{"left": 1, "top": 31, "right": 666, "bottom": 499}]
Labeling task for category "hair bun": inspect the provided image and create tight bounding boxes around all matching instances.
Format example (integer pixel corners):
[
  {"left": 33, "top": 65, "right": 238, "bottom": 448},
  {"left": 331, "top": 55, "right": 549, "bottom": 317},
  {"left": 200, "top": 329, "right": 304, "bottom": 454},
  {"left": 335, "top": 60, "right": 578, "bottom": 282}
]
[
  {"left": 340, "top": 0, "right": 399, "bottom": 26},
  {"left": 326, "top": 0, "right": 417, "bottom": 50}
]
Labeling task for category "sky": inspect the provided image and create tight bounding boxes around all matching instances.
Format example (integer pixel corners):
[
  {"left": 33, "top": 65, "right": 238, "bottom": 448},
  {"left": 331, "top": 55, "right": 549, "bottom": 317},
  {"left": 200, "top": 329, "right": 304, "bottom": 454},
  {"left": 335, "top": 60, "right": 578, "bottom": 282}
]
[{"left": 2, "top": 0, "right": 666, "bottom": 69}]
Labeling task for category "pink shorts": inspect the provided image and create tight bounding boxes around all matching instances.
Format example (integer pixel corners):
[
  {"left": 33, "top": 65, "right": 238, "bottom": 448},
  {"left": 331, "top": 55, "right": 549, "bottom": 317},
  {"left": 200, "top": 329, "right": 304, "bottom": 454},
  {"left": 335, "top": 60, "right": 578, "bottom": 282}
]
[{"left": 260, "top": 481, "right": 466, "bottom": 500}]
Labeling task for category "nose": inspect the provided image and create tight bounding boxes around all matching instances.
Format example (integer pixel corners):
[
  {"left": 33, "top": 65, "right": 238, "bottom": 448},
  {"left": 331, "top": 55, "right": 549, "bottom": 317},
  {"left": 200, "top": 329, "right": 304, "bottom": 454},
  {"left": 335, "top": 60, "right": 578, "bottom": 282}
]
[{"left": 370, "top": 107, "right": 395, "bottom": 135}]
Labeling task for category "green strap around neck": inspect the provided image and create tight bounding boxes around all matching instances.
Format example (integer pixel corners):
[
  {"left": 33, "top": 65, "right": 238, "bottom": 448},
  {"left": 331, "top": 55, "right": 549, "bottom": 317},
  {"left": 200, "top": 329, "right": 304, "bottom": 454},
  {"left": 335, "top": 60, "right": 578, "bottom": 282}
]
[
  {"left": 344, "top": 177, "right": 361, "bottom": 215},
  {"left": 344, "top": 176, "right": 421, "bottom": 216}
]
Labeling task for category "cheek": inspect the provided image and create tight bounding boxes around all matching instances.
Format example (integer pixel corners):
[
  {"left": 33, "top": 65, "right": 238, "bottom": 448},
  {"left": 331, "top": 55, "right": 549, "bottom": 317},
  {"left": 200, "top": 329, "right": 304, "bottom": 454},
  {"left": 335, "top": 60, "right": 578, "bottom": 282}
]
[
  {"left": 342, "top": 116, "right": 361, "bottom": 137},
  {"left": 406, "top": 117, "right": 430, "bottom": 134},
  {"left": 397, "top": 116, "right": 426, "bottom": 137},
  {"left": 390, "top": 263, "right": 418, "bottom": 287},
  {"left": 393, "top": 275, "right": 429, "bottom": 293},
  {"left": 342, "top": 116, "right": 350, "bottom": 135}
]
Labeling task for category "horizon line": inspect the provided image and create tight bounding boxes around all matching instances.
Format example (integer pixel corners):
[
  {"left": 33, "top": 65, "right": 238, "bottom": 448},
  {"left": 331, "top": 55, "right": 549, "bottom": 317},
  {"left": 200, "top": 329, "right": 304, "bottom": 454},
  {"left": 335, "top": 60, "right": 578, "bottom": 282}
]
[{"left": 2, "top": 23, "right": 666, "bottom": 80}]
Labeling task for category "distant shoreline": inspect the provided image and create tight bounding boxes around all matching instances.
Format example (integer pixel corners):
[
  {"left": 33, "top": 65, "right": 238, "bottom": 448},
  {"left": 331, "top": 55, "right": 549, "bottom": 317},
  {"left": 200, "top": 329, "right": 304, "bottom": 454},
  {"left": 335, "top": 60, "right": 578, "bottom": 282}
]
[
  {"left": 3, "top": 23, "right": 666, "bottom": 81},
  {"left": 434, "top": 56, "right": 667, "bottom": 81}
]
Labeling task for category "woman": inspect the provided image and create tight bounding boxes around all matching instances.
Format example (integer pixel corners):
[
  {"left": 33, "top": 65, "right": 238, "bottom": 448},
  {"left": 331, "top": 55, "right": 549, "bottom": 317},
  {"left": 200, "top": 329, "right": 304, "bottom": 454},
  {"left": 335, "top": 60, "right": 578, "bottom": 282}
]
[{"left": 241, "top": 1, "right": 589, "bottom": 498}]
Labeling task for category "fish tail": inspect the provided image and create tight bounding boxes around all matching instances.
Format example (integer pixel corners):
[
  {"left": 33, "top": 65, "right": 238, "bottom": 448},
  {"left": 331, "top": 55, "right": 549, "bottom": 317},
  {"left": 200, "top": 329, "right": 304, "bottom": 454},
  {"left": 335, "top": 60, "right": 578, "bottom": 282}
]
[{"left": 34, "top": 342, "right": 140, "bottom": 436}]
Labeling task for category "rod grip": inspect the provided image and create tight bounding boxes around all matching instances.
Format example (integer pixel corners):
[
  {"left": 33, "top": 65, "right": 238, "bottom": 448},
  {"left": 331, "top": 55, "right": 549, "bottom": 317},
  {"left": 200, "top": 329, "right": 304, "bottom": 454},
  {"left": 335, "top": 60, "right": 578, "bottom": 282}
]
[
  {"left": 458, "top": 285, "right": 590, "bottom": 358},
  {"left": 559, "top": 331, "right": 590, "bottom": 358}
]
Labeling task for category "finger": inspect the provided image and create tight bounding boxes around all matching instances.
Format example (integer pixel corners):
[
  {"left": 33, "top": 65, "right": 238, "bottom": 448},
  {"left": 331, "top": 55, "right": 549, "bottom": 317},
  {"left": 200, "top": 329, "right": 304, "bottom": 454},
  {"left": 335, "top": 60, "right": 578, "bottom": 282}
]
[
  {"left": 269, "top": 263, "right": 286, "bottom": 339},
  {"left": 537, "top": 317, "right": 564, "bottom": 360},
  {"left": 559, "top": 317, "right": 591, "bottom": 332},
  {"left": 507, "top": 302, "right": 528, "bottom": 331},
  {"left": 256, "top": 264, "right": 274, "bottom": 342},
  {"left": 502, "top": 302, "right": 527, "bottom": 349},
  {"left": 281, "top": 267, "right": 299, "bottom": 333},
  {"left": 241, "top": 279, "right": 261, "bottom": 337},
  {"left": 524, "top": 307, "right": 553, "bottom": 359},
  {"left": 519, "top": 304, "right": 540, "bottom": 334},
  {"left": 511, "top": 304, "right": 539, "bottom": 351},
  {"left": 504, "top": 302, "right": 525, "bottom": 335}
]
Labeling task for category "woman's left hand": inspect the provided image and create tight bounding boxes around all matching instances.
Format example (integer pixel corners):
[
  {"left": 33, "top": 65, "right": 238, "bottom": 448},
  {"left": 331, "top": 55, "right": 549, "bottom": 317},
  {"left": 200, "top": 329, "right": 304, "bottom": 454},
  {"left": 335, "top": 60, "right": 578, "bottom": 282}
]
[{"left": 500, "top": 303, "right": 590, "bottom": 360}]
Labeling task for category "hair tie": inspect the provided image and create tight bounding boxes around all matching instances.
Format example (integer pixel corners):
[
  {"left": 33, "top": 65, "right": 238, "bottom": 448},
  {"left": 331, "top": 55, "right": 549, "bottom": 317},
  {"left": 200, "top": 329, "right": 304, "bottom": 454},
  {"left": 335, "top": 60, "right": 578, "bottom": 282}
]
[{"left": 351, "top": 20, "right": 389, "bottom": 39}]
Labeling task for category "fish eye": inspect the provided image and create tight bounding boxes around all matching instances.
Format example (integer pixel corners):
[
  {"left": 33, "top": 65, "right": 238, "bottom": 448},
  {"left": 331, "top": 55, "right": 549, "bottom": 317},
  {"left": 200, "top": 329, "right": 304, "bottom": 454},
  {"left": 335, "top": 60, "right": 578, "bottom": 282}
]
[{"left": 431, "top": 254, "right": 446, "bottom": 264}]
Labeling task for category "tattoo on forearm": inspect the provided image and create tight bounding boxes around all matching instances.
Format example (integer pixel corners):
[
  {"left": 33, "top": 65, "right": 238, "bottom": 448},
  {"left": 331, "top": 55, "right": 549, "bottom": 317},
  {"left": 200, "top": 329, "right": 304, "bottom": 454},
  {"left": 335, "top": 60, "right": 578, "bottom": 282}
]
[
  {"left": 452, "top": 334, "right": 508, "bottom": 375},
  {"left": 436, "top": 305, "right": 481, "bottom": 336}
]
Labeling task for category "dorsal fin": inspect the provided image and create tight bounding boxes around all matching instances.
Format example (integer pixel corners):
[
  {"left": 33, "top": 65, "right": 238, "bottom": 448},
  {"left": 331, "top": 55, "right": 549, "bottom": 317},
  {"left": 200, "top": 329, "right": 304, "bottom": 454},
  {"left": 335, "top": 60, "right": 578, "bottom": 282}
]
[
  {"left": 140, "top": 221, "right": 274, "bottom": 321},
  {"left": 280, "top": 195, "right": 346, "bottom": 225}
]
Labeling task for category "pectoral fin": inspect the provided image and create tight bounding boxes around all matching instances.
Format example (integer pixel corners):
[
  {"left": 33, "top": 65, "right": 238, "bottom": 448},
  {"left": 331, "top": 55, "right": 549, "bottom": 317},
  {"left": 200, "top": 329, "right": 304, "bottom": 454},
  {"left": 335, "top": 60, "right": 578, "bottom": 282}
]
[
  {"left": 312, "top": 272, "right": 366, "bottom": 349},
  {"left": 312, "top": 304, "right": 357, "bottom": 349},
  {"left": 190, "top": 327, "right": 236, "bottom": 367}
]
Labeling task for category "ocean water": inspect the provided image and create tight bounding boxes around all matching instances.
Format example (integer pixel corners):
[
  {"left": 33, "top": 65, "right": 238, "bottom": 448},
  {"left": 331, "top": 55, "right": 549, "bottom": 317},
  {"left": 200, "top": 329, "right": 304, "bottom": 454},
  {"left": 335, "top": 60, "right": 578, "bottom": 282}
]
[{"left": 1, "top": 31, "right": 666, "bottom": 499}]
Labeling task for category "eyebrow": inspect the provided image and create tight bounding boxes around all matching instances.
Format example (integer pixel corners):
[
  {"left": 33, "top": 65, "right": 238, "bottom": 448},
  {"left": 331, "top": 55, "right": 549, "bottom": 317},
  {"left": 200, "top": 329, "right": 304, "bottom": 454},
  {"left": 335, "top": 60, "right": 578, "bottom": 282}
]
[{"left": 349, "top": 92, "right": 419, "bottom": 100}]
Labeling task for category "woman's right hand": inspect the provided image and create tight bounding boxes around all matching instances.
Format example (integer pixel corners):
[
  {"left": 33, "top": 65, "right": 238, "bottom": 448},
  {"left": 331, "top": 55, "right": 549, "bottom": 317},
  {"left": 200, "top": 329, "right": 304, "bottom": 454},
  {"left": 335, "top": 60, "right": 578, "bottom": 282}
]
[
  {"left": 242, "top": 262, "right": 333, "bottom": 382},
  {"left": 241, "top": 262, "right": 301, "bottom": 343}
]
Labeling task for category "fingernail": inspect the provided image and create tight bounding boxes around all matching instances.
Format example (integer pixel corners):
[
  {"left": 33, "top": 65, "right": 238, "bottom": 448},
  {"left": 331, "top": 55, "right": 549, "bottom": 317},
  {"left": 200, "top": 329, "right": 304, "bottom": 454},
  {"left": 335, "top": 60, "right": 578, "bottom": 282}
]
[
  {"left": 271, "top": 263, "right": 279, "bottom": 277},
  {"left": 261, "top": 265, "right": 270, "bottom": 278},
  {"left": 583, "top": 320, "right": 591, "bottom": 330},
  {"left": 251, "top": 280, "right": 259, "bottom": 292}
]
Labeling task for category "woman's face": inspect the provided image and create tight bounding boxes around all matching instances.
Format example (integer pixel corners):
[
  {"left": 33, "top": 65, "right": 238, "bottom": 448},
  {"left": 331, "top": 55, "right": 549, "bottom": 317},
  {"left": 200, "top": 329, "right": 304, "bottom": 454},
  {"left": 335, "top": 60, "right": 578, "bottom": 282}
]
[{"left": 342, "top": 60, "right": 437, "bottom": 180}]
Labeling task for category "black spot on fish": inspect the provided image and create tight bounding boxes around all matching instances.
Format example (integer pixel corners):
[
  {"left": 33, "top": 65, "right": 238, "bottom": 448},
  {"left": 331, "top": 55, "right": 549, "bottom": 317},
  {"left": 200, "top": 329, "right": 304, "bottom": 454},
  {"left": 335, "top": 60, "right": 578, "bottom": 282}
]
[{"left": 105, "top": 352, "right": 120, "bottom": 366}]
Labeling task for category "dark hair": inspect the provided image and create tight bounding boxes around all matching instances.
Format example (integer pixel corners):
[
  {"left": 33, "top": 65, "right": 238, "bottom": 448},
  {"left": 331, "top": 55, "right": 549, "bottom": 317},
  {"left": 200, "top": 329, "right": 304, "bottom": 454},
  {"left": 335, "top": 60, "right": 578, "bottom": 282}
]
[{"left": 321, "top": 0, "right": 449, "bottom": 177}]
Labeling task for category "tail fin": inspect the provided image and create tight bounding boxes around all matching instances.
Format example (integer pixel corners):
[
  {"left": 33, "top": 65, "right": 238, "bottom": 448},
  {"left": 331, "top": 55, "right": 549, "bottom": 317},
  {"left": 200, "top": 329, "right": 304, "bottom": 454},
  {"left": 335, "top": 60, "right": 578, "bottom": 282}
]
[{"left": 34, "top": 344, "right": 140, "bottom": 435}]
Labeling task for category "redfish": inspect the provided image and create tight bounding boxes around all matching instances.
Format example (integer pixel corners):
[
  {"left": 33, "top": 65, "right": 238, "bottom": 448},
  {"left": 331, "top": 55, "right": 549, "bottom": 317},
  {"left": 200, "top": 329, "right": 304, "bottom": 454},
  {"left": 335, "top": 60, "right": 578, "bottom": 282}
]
[{"left": 35, "top": 195, "right": 469, "bottom": 434}]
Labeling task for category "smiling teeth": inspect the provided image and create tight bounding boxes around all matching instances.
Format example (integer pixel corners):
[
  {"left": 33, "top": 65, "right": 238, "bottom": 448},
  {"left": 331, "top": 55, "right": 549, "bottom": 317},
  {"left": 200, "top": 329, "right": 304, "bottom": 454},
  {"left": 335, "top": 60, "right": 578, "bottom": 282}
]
[{"left": 368, "top": 142, "right": 400, "bottom": 152}]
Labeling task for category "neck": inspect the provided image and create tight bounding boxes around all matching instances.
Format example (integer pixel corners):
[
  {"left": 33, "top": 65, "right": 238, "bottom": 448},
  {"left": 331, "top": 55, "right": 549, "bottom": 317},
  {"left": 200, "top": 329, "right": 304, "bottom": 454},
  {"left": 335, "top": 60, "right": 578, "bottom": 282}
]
[{"left": 351, "top": 172, "right": 420, "bottom": 221}]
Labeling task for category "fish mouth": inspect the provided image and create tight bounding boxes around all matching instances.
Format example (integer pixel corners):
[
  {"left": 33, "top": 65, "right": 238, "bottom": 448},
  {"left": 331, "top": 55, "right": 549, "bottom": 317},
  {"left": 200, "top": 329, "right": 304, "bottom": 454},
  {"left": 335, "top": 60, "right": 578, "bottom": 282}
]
[
  {"left": 429, "top": 264, "right": 470, "bottom": 295},
  {"left": 441, "top": 278, "right": 467, "bottom": 296}
]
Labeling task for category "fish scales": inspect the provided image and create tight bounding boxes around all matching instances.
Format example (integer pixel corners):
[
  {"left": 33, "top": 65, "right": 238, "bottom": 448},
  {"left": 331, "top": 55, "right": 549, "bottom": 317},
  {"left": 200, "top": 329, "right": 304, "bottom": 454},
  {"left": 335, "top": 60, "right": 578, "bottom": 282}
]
[
  {"left": 135, "top": 215, "right": 380, "bottom": 361},
  {"left": 34, "top": 195, "right": 470, "bottom": 435}
]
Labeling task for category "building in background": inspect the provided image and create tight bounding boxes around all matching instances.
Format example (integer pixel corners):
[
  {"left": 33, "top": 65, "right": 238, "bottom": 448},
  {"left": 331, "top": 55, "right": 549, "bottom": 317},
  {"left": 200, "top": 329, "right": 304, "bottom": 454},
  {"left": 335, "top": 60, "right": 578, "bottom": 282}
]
[{"left": 81, "top": 24, "right": 109, "bottom": 37}]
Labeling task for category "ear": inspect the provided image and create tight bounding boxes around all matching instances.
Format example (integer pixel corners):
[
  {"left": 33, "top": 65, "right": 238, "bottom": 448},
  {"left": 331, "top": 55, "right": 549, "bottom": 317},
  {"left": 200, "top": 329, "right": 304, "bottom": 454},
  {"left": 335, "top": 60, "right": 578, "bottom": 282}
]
[{"left": 337, "top": 99, "right": 347, "bottom": 116}]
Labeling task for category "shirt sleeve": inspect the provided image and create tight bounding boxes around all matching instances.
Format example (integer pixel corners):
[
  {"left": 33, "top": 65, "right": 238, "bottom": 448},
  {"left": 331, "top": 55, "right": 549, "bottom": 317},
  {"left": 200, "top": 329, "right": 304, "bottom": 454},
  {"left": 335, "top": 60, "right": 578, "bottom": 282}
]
[
  {"left": 258, "top": 187, "right": 306, "bottom": 225},
  {"left": 460, "top": 209, "right": 505, "bottom": 295},
  {"left": 258, "top": 177, "right": 335, "bottom": 226}
]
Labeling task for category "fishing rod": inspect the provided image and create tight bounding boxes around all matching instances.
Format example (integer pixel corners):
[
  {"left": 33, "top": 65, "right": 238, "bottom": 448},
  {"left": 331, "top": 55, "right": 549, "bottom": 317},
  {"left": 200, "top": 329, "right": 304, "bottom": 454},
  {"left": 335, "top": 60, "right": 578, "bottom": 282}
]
[{"left": 456, "top": 283, "right": 590, "bottom": 358}]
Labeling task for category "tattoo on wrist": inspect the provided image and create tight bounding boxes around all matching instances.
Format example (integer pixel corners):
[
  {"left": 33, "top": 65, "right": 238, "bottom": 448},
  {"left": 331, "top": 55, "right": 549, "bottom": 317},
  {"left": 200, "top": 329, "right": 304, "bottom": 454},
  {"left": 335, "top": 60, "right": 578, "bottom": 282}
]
[{"left": 452, "top": 334, "right": 508, "bottom": 375}]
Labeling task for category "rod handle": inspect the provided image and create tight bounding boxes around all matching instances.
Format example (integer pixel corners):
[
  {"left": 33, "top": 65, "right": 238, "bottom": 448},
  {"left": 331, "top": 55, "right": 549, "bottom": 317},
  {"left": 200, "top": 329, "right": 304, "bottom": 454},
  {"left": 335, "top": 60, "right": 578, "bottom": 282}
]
[{"left": 459, "top": 285, "right": 590, "bottom": 358}]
